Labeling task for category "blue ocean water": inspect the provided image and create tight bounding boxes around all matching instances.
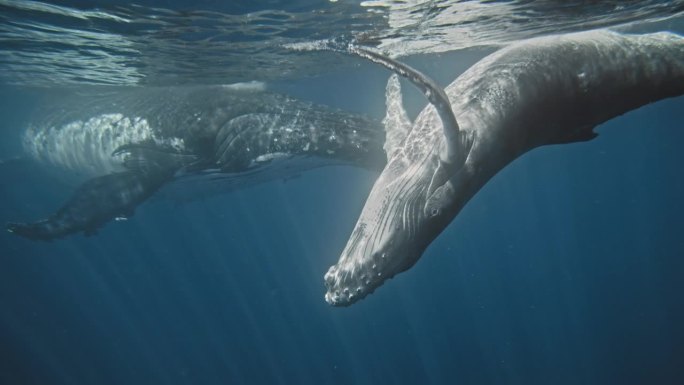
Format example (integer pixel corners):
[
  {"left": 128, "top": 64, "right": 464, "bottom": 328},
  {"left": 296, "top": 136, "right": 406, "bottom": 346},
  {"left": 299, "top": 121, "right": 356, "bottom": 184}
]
[{"left": 1, "top": 1, "right": 684, "bottom": 385}]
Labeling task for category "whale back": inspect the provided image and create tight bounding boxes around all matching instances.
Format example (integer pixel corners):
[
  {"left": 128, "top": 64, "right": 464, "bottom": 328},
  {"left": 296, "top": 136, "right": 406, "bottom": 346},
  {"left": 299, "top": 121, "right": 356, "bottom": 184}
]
[
  {"left": 448, "top": 30, "right": 684, "bottom": 164},
  {"left": 23, "top": 85, "right": 386, "bottom": 176},
  {"left": 23, "top": 86, "right": 267, "bottom": 174}
]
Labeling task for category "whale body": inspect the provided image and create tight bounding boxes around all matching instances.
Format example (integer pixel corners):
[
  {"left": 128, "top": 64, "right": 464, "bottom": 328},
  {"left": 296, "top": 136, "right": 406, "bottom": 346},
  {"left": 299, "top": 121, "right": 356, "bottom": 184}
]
[
  {"left": 8, "top": 85, "right": 385, "bottom": 240},
  {"left": 324, "top": 30, "right": 684, "bottom": 306}
]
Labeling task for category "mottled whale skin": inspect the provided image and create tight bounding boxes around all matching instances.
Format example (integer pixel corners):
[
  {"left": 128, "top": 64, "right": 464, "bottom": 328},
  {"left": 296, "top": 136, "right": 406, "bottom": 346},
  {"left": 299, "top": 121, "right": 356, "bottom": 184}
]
[
  {"left": 8, "top": 84, "right": 385, "bottom": 240},
  {"left": 324, "top": 30, "right": 684, "bottom": 306}
]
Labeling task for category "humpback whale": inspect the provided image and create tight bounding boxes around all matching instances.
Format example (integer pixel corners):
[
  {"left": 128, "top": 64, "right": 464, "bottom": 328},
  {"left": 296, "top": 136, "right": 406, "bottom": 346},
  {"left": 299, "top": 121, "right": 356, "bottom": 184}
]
[
  {"left": 7, "top": 84, "right": 385, "bottom": 240},
  {"left": 324, "top": 30, "right": 684, "bottom": 306}
]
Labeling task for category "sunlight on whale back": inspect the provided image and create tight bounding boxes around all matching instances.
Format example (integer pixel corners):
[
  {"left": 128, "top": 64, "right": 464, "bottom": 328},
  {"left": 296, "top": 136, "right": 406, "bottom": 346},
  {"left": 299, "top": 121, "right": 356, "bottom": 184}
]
[{"left": 24, "top": 113, "right": 184, "bottom": 175}]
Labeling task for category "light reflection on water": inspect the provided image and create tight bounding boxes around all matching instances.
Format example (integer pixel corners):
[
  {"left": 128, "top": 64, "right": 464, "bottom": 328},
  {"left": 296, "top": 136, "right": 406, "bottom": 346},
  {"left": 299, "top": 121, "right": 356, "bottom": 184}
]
[{"left": 0, "top": 0, "right": 682, "bottom": 87}]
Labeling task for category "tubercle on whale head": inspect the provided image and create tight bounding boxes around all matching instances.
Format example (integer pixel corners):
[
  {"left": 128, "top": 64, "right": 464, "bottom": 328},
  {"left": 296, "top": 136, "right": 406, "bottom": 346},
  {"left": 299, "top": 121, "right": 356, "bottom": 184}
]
[
  {"left": 323, "top": 227, "right": 422, "bottom": 307},
  {"left": 323, "top": 249, "right": 394, "bottom": 307}
]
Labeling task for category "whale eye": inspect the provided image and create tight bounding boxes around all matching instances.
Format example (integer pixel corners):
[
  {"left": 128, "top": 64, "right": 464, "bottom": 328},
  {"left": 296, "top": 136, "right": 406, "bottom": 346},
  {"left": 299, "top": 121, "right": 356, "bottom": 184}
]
[{"left": 425, "top": 203, "right": 442, "bottom": 218}]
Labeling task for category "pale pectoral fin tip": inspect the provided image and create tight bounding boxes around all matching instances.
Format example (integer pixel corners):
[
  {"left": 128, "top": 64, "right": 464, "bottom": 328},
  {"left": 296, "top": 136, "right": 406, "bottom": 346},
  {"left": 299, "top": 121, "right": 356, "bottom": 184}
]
[{"left": 383, "top": 74, "right": 412, "bottom": 159}]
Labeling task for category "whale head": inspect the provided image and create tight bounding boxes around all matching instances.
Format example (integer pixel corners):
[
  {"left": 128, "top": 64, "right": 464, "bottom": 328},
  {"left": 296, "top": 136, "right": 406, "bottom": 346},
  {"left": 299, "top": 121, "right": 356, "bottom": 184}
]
[
  {"left": 324, "top": 71, "right": 470, "bottom": 306},
  {"left": 322, "top": 52, "right": 476, "bottom": 306},
  {"left": 324, "top": 140, "right": 466, "bottom": 306}
]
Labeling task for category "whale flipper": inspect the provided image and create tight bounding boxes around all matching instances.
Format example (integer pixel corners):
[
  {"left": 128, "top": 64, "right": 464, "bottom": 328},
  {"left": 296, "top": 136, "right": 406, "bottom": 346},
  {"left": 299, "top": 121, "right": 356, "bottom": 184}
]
[
  {"left": 382, "top": 74, "right": 412, "bottom": 159},
  {"left": 347, "top": 45, "right": 473, "bottom": 168},
  {"left": 6, "top": 142, "right": 190, "bottom": 240},
  {"left": 7, "top": 170, "right": 170, "bottom": 240},
  {"left": 346, "top": 45, "right": 475, "bottom": 203}
]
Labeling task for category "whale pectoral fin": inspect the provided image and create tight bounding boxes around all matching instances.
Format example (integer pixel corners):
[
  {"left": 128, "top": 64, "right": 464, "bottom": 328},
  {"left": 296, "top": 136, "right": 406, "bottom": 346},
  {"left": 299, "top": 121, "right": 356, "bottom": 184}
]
[
  {"left": 347, "top": 45, "right": 467, "bottom": 166},
  {"left": 426, "top": 129, "right": 475, "bottom": 201},
  {"left": 5, "top": 141, "right": 190, "bottom": 240},
  {"left": 7, "top": 220, "right": 56, "bottom": 241},
  {"left": 383, "top": 74, "right": 412, "bottom": 159},
  {"left": 6, "top": 170, "right": 171, "bottom": 241}
]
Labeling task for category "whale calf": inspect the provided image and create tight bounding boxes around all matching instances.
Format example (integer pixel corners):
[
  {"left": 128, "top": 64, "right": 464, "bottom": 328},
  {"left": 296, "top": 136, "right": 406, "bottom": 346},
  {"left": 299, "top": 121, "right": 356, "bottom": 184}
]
[
  {"left": 324, "top": 30, "right": 684, "bottom": 306},
  {"left": 7, "top": 85, "right": 385, "bottom": 240}
]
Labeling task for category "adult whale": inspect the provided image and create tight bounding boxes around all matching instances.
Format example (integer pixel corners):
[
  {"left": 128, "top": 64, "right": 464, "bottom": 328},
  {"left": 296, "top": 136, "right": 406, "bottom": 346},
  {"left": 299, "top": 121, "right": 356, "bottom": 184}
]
[
  {"left": 7, "top": 84, "right": 385, "bottom": 240},
  {"left": 324, "top": 29, "right": 684, "bottom": 306}
]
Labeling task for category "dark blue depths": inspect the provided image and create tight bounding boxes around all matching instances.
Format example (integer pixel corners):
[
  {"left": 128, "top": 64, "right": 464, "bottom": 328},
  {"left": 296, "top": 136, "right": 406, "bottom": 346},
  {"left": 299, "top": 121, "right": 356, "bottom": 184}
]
[{"left": 1, "top": 77, "right": 684, "bottom": 385}]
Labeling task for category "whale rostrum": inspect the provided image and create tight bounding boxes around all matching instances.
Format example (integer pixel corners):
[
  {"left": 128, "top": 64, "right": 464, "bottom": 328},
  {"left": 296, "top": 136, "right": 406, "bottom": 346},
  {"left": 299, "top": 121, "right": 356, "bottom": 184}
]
[{"left": 324, "top": 29, "right": 684, "bottom": 306}]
